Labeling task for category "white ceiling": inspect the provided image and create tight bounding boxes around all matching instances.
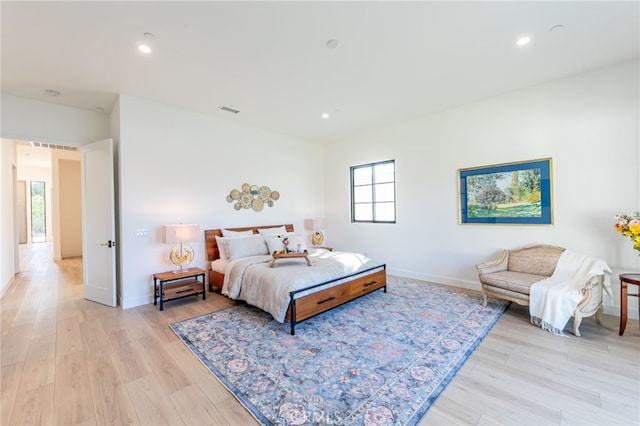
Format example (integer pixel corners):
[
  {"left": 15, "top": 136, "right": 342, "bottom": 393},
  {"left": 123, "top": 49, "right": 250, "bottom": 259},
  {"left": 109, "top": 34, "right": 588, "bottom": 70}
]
[{"left": 2, "top": 1, "right": 638, "bottom": 143}]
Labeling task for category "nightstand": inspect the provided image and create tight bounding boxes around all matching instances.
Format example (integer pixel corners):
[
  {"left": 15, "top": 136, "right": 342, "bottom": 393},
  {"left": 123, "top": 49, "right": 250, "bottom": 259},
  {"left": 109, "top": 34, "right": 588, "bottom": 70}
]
[{"left": 153, "top": 267, "right": 206, "bottom": 311}]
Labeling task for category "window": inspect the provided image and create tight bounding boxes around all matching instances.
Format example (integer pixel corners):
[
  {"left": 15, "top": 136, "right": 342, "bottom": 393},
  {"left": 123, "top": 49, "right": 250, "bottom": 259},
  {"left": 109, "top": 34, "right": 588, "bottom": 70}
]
[
  {"left": 30, "top": 181, "right": 46, "bottom": 243},
  {"left": 350, "top": 160, "right": 396, "bottom": 223}
]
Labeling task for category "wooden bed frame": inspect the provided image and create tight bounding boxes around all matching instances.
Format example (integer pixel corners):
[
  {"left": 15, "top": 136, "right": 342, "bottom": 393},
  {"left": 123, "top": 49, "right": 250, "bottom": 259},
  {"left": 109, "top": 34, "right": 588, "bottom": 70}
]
[{"left": 204, "top": 224, "right": 387, "bottom": 334}]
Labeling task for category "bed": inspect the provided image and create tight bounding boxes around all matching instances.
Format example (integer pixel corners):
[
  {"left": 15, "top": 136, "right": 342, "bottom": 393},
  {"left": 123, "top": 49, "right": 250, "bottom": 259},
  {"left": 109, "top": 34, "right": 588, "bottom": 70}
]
[{"left": 205, "top": 224, "right": 387, "bottom": 334}]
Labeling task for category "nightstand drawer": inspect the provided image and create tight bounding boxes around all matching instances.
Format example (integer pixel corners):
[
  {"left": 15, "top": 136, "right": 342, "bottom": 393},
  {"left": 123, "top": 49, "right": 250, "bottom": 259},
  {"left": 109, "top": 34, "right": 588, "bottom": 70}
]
[{"left": 163, "top": 279, "right": 203, "bottom": 299}]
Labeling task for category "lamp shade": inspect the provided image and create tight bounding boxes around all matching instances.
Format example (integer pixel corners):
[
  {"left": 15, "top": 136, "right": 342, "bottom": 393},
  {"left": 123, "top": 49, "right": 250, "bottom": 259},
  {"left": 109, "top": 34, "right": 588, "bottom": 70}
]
[
  {"left": 312, "top": 218, "right": 325, "bottom": 230},
  {"left": 163, "top": 224, "right": 200, "bottom": 244}
]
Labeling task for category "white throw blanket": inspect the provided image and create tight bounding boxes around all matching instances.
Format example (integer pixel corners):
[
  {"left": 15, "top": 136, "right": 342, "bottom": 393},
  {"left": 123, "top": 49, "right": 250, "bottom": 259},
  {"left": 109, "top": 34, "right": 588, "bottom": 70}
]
[{"left": 529, "top": 250, "right": 611, "bottom": 336}]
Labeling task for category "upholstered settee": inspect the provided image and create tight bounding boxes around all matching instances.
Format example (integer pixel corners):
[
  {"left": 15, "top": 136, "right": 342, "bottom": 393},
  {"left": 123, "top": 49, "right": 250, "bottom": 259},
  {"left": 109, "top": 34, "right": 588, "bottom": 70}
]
[{"left": 476, "top": 245, "right": 605, "bottom": 336}]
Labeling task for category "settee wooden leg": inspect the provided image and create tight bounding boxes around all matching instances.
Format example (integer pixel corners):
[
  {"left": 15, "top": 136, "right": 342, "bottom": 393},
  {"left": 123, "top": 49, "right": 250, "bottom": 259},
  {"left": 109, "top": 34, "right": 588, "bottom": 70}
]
[
  {"left": 482, "top": 292, "right": 487, "bottom": 307},
  {"left": 573, "top": 314, "right": 583, "bottom": 337},
  {"left": 595, "top": 305, "right": 603, "bottom": 324}
]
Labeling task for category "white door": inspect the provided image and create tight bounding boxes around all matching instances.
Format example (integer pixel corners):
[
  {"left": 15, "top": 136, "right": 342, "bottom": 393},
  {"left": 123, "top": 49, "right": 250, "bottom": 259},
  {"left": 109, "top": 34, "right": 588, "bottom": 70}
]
[{"left": 81, "top": 139, "right": 116, "bottom": 307}]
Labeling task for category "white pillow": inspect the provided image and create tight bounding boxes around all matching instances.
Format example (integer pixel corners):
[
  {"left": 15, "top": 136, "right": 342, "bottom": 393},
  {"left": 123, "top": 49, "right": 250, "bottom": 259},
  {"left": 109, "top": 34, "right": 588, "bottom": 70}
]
[
  {"left": 221, "top": 228, "right": 253, "bottom": 237},
  {"left": 265, "top": 233, "right": 307, "bottom": 254},
  {"left": 219, "top": 234, "right": 268, "bottom": 260},
  {"left": 215, "top": 236, "right": 230, "bottom": 260},
  {"left": 216, "top": 230, "right": 255, "bottom": 259},
  {"left": 257, "top": 226, "right": 287, "bottom": 236}
]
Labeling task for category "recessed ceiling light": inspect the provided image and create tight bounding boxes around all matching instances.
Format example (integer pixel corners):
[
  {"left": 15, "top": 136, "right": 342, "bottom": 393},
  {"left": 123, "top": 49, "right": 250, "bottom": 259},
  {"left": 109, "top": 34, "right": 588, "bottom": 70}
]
[
  {"left": 326, "top": 39, "right": 339, "bottom": 49},
  {"left": 44, "top": 89, "right": 61, "bottom": 97},
  {"left": 138, "top": 32, "right": 155, "bottom": 54},
  {"left": 322, "top": 113, "right": 330, "bottom": 119},
  {"left": 516, "top": 36, "right": 531, "bottom": 46}
]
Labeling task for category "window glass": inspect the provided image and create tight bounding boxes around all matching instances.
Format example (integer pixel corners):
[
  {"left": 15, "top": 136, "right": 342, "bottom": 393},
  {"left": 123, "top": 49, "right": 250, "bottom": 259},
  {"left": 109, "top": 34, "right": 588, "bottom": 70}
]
[
  {"left": 353, "top": 186, "right": 373, "bottom": 203},
  {"left": 375, "top": 203, "right": 395, "bottom": 222},
  {"left": 354, "top": 203, "right": 373, "bottom": 221},
  {"left": 374, "top": 162, "right": 394, "bottom": 183},
  {"left": 353, "top": 167, "right": 372, "bottom": 186},
  {"left": 374, "top": 182, "right": 395, "bottom": 202}
]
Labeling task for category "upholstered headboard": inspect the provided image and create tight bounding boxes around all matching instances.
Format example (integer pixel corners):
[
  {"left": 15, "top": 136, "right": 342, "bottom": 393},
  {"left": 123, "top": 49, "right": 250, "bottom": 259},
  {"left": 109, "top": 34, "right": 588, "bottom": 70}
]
[{"left": 205, "top": 224, "right": 294, "bottom": 262}]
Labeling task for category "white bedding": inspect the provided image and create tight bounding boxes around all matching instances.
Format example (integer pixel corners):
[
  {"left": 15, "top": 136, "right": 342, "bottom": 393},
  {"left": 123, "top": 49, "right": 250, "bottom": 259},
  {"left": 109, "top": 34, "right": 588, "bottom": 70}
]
[
  {"left": 221, "top": 249, "right": 383, "bottom": 323},
  {"left": 210, "top": 258, "right": 229, "bottom": 274}
]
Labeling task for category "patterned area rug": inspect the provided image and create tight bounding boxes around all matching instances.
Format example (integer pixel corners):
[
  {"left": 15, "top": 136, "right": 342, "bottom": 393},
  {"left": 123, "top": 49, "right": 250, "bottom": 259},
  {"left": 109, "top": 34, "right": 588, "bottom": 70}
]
[{"left": 170, "top": 276, "right": 508, "bottom": 425}]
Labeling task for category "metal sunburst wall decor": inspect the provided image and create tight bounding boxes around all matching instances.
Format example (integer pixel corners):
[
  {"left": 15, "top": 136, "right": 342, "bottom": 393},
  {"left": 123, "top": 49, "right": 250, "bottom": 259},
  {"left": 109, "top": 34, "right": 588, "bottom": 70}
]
[{"left": 226, "top": 183, "right": 280, "bottom": 212}]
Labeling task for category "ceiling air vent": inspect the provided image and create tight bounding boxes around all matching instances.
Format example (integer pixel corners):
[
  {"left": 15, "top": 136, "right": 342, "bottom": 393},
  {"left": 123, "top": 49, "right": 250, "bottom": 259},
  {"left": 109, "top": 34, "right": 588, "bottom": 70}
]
[
  {"left": 219, "top": 106, "right": 240, "bottom": 114},
  {"left": 30, "top": 142, "right": 77, "bottom": 151}
]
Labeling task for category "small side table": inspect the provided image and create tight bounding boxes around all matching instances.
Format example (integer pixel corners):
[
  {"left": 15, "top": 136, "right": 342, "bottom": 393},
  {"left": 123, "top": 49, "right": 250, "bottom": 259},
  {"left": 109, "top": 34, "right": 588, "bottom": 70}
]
[
  {"left": 619, "top": 273, "right": 640, "bottom": 336},
  {"left": 153, "top": 267, "right": 206, "bottom": 311}
]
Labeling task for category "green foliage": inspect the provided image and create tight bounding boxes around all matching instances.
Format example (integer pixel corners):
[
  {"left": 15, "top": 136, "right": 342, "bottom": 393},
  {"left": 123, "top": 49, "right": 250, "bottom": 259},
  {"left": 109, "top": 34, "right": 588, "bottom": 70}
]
[
  {"left": 466, "top": 172, "right": 506, "bottom": 200},
  {"left": 476, "top": 186, "right": 507, "bottom": 210},
  {"left": 466, "top": 167, "right": 543, "bottom": 217},
  {"left": 468, "top": 201, "right": 542, "bottom": 218},
  {"left": 30, "top": 182, "right": 46, "bottom": 234},
  {"left": 521, "top": 169, "right": 541, "bottom": 194}
]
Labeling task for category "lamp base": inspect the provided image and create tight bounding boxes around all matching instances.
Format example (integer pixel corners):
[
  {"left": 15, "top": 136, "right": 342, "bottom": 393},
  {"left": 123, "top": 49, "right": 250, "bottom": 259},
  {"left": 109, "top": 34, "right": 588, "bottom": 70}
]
[
  {"left": 169, "top": 245, "right": 194, "bottom": 273},
  {"left": 312, "top": 231, "right": 324, "bottom": 246}
]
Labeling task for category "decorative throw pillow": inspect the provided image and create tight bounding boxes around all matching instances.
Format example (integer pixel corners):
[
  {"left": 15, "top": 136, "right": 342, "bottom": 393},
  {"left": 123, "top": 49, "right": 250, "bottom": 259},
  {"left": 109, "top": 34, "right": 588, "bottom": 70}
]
[
  {"left": 265, "top": 233, "right": 307, "bottom": 254},
  {"left": 219, "top": 234, "right": 268, "bottom": 260},
  {"left": 215, "top": 236, "right": 229, "bottom": 260},
  {"left": 216, "top": 230, "right": 254, "bottom": 259}
]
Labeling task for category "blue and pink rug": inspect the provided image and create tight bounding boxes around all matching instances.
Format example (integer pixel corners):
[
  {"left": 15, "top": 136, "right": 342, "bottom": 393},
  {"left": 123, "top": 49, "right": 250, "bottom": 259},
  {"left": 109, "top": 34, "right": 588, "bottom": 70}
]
[{"left": 170, "top": 276, "right": 508, "bottom": 425}]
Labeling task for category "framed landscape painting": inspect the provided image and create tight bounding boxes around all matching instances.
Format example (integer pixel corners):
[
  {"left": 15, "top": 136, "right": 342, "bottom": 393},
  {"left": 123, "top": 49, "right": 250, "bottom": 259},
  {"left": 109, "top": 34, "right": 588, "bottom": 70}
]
[{"left": 458, "top": 158, "right": 553, "bottom": 225}]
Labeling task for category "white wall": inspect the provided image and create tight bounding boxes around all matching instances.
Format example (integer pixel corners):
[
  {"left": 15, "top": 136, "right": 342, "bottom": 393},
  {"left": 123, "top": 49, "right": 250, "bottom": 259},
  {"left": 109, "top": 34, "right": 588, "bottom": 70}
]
[
  {"left": 55, "top": 157, "right": 82, "bottom": 258},
  {"left": 117, "top": 95, "right": 325, "bottom": 308},
  {"left": 324, "top": 60, "right": 640, "bottom": 318},
  {"left": 0, "top": 142, "right": 17, "bottom": 296},
  {"left": 1, "top": 94, "right": 110, "bottom": 146}
]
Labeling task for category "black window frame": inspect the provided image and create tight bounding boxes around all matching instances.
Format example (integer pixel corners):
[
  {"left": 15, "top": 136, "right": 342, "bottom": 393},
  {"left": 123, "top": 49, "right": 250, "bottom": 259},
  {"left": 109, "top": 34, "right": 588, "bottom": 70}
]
[{"left": 350, "top": 160, "right": 396, "bottom": 224}]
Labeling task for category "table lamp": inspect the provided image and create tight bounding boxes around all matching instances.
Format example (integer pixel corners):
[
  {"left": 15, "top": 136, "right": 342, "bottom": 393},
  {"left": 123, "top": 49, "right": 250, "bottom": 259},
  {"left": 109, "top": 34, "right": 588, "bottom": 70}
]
[
  {"left": 312, "top": 218, "right": 325, "bottom": 246},
  {"left": 163, "top": 224, "right": 200, "bottom": 273}
]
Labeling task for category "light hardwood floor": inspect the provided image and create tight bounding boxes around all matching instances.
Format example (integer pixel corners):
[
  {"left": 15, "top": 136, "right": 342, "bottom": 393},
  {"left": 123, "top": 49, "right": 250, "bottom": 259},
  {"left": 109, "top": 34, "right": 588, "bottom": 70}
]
[{"left": 1, "top": 243, "right": 638, "bottom": 425}]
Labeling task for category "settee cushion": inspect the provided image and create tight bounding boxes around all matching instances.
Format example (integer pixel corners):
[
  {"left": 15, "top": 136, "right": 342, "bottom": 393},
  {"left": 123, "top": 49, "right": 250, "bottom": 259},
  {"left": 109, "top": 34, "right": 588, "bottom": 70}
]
[
  {"left": 507, "top": 246, "right": 565, "bottom": 277},
  {"left": 479, "top": 270, "right": 545, "bottom": 295}
]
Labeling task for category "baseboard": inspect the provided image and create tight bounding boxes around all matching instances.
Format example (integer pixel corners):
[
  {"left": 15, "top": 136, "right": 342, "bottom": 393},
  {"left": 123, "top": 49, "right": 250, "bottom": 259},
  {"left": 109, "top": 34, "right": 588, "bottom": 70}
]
[
  {"left": 120, "top": 294, "right": 154, "bottom": 309},
  {"left": 0, "top": 274, "right": 15, "bottom": 299},
  {"left": 387, "top": 268, "right": 481, "bottom": 292}
]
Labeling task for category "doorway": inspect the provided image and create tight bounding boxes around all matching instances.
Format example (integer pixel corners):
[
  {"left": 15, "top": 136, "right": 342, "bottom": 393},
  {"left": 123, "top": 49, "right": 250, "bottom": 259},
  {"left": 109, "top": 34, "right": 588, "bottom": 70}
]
[{"left": 13, "top": 140, "right": 82, "bottom": 260}]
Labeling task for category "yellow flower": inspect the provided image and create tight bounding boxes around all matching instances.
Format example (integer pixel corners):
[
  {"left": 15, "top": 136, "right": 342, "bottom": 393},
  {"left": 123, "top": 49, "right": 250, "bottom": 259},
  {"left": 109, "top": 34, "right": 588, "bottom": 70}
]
[{"left": 615, "top": 212, "right": 640, "bottom": 252}]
